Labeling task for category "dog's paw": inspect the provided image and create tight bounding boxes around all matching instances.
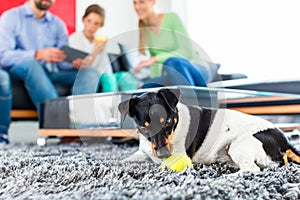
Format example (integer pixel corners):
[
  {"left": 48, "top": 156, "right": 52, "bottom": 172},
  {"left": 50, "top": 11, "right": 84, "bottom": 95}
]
[{"left": 122, "top": 150, "right": 152, "bottom": 162}]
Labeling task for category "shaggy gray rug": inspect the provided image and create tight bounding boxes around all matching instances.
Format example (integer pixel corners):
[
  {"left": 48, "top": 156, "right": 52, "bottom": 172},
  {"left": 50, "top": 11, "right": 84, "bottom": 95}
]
[{"left": 0, "top": 137, "right": 299, "bottom": 200}]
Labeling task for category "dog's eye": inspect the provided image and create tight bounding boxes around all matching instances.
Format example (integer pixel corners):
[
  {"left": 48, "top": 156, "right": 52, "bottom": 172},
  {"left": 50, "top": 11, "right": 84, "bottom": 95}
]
[
  {"left": 160, "top": 118, "right": 165, "bottom": 123},
  {"left": 165, "top": 118, "right": 172, "bottom": 126}
]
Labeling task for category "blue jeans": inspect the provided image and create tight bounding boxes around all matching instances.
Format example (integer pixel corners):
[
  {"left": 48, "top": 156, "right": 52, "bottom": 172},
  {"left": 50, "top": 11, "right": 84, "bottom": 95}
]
[
  {"left": 8, "top": 59, "right": 100, "bottom": 109},
  {"left": 143, "top": 57, "right": 208, "bottom": 88},
  {"left": 0, "top": 69, "right": 11, "bottom": 135}
]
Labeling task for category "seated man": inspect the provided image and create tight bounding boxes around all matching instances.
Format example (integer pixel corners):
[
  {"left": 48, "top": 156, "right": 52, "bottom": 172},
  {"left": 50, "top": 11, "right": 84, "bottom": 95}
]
[
  {"left": 0, "top": 0, "right": 100, "bottom": 110},
  {"left": 0, "top": 69, "right": 11, "bottom": 144}
]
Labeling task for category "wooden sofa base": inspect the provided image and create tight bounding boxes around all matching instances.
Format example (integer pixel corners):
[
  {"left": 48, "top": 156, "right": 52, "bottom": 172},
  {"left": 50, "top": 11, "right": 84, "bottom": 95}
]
[{"left": 11, "top": 110, "right": 38, "bottom": 119}]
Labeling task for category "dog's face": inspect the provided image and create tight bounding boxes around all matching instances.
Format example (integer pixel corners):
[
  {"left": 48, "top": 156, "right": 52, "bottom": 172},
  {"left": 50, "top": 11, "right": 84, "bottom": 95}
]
[{"left": 118, "top": 88, "right": 181, "bottom": 159}]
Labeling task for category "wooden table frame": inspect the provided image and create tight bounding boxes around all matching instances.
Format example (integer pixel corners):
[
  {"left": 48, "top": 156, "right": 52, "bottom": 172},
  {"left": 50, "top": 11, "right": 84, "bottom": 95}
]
[
  {"left": 220, "top": 96, "right": 300, "bottom": 115},
  {"left": 38, "top": 128, "right": 139, "bottom": 138}
]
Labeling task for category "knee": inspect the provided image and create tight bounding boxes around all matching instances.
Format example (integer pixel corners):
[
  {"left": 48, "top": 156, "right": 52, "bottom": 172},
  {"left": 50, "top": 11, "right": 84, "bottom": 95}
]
[
  {"left": 100, "top": 73, "right": 116, "bottom": 92},
  {"left": 14, "top": 59, "right": 43, "bottom": 74},
  {"left": 0, "top": 70, "right": 11, "bottom": 96},
  {"left": 80, "top": 68, "right": 100, "bottom": 79},
  {"left": 100, "top": 73, "right": 115, "bottom": 84},
  {"left": 164, "top": 57, "right": 189, "bottom": 70},
  {"left": 20, "top": 59, "right": 41, "bottom": 69},
  {"left": 164, "top": 57, "right": 182, "bottom": 67},
  {"left": 0, "top": 70, "right": 10, "bottom": 85}
]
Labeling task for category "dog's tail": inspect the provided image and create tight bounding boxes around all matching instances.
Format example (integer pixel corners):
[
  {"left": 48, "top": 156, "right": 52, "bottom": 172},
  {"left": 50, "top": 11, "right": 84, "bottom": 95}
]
[{"left": 282, "top": 144, "right": 300, "bottom": 166}]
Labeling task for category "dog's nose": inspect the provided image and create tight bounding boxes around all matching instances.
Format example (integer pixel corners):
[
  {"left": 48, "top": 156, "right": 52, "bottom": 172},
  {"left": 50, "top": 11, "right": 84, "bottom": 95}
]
[{"left": 156, "top": 146, "right": 171, "bottom": 159}]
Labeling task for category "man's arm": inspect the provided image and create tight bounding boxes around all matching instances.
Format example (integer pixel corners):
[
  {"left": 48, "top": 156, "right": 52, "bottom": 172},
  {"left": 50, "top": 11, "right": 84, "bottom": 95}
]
[{"left": 0, "top": 11, "right": 36, "bottom": 67}]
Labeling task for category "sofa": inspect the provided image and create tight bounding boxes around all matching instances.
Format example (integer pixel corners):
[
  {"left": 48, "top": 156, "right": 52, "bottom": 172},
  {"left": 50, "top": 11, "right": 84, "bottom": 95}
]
[
  {"left": 11, "top": 80, "right": 71, "bottom": 120},
  {"left": 210, "top": 78, "right": 300, "bottom": 94},
  {"left": 11, "top": 43, "right": 248, "bottom": 120}
]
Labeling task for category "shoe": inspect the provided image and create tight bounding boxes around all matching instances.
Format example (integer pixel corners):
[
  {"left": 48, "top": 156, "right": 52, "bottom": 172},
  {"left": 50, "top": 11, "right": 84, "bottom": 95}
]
[{"left": 0, "top": 134, "right": 9, "bottom": 144}]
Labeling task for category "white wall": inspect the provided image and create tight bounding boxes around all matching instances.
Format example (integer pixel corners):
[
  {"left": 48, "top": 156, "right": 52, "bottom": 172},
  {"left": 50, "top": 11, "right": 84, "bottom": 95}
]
[
  {"left": 76, "top": 0, "right": 171, "bottom": 39},
  {"left": 76, "top": 0, "right": 300, "bottom": 81},
  {"left": 76, "top": 0, "right": 136, "bottom": 38},
  {"left": 186, "top": 0, "right": 300, "bottom": 80}
]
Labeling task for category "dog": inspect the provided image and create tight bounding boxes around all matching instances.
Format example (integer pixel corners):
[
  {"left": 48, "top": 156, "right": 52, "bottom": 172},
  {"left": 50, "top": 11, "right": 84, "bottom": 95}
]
[{"left": 118, "top": 88, "right": 300, "bottom": 173}]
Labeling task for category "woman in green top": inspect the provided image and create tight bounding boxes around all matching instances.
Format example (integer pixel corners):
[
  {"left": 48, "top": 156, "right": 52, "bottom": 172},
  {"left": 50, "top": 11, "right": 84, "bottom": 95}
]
[{"left": 133, "top": 0, "right": 219, "bottom": 88}]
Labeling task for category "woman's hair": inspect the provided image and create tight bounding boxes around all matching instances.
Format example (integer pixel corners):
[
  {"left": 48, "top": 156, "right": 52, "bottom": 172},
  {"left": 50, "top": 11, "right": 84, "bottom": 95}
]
[
  {"left": 82, "top": 4, "right": 105, "bottom": 26},
  {"left": 137, "top": 0, "right": 157, "bottom": 55},
  {"left": 138, "top": 20, "right": 147, "bottom": 55}
]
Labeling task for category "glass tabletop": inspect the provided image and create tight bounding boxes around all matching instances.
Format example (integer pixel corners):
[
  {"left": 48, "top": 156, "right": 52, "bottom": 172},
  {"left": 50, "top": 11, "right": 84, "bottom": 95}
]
[{"left": 40, "top": 86, "right": 300, "bottom": 130}]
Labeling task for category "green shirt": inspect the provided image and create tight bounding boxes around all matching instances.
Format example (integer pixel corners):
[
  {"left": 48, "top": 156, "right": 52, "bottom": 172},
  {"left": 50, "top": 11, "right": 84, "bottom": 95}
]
[{"left": 146, "top": 12, "right": 201, "bottom": 77}]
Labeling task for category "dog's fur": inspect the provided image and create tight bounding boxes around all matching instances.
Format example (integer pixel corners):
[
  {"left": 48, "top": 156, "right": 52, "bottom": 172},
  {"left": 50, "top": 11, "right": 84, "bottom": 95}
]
[{"left": 118, "top": 88, "right": 300, "bottom": 173}]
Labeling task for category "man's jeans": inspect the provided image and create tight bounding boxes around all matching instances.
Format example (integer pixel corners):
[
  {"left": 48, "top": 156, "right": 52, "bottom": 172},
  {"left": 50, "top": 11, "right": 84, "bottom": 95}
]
[
  {"left": 8, "top": 59, "right": 100, "bottom": 110},
  {"left": 0, "top": 69, "right": 11, "bottom": 135}
]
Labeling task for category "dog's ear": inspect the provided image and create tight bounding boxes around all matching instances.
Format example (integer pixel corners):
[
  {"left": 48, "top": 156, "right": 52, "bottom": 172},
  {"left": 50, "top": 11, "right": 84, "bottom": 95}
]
[
  {"left": 118, "top": 97, "right": 139, "bottom": 121},
  {"left": 157, "top": 88, "right": 181, "bottom": 111}
]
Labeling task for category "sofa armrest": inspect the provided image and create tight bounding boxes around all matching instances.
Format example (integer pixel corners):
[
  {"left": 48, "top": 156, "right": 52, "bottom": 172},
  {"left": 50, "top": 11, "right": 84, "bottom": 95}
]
[{"left": 215, "top": 73, "right": 248, "bottom": 82}]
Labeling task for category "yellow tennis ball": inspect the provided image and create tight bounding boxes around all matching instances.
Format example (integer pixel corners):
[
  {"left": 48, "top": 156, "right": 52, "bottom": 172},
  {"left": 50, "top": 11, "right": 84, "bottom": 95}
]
[
  {"left": 161, "top": 153, "right": 193, "bottom": 172},
  {"left": 96, "top": 35, "right": 108, "bottom": 43}
]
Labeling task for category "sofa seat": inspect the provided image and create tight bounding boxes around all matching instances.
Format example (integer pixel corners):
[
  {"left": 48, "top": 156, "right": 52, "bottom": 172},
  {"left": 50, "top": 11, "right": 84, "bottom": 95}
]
[{"left": 12, "top": 80, "right": 71, "bottom": 120}]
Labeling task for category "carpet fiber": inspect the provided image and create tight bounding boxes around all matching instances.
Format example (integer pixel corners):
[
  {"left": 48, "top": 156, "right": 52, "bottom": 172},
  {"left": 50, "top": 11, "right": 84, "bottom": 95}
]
[{"left": 0, "top": 138, "right": 299, "bottom": 199}]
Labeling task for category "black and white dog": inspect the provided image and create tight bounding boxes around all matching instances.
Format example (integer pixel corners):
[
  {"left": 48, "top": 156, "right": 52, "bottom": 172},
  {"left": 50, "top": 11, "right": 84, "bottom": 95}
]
[{"left": 118, "top": 88, "right": 300, "bottom": 173}]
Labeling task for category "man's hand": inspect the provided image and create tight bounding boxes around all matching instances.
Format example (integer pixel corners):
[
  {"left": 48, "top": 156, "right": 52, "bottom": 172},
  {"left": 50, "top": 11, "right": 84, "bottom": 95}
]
[
  {"left": 134, "top": 57, "right": 157, "bottom": 73},
  {"left": 35, "top": 47, "right": 66, "bottom": 63}
]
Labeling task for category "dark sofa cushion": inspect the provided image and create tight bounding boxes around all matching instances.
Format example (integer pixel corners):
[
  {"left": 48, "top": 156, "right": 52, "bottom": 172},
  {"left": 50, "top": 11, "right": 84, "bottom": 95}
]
[
  {"left": 12, "top": 80, "right": 34, "bottom": 109},
  {"left": 107, "top": 43, "right": 133, "bottom": 73},
  {"left": 12, "top": 80, "right": 71, "bottom": 110}
]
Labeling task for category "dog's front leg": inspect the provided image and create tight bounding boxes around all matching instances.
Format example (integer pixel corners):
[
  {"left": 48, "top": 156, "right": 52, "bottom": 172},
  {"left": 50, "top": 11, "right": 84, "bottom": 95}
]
[
  {"left": 122, "top": 149, "right": 152, "bottom": 162},
  {"left": 122, "top": 133, "right": 161, "bottom": 164}
]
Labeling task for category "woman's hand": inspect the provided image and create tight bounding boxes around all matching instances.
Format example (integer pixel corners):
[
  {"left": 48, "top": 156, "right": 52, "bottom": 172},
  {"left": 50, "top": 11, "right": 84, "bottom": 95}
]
[
  {"left": 92, "top": 40, "right": 107, "bottom": 56},
  {"left": 72, "top": 58, "right": 84, "bottom": 69},
  {"left": 72, "top": 55, "right": 94, "bottom": 69},
  {"left": 134, "top": 57, "right": 157, "bottom": 73}
]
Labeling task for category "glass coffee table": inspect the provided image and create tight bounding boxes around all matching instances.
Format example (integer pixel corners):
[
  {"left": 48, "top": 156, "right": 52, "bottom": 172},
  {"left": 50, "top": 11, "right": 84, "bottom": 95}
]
[{"left": 37, "top": 86, "right": 300, "bottom": 144}]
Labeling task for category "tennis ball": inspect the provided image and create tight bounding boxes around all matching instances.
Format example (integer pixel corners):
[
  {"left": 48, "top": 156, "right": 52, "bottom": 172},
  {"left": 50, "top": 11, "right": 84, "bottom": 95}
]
[
  {"left": 161, "top": 153, "right": 193, "bottom": 172},
  {"left": 96, "top": 35, "right": 108, "bottom": 43}
]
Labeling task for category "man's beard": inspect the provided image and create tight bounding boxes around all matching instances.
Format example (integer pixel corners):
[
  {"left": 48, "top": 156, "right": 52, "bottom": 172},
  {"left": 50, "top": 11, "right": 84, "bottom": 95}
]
[{"left": 34, "top": 0, "right": 53, "bottom": 11}]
